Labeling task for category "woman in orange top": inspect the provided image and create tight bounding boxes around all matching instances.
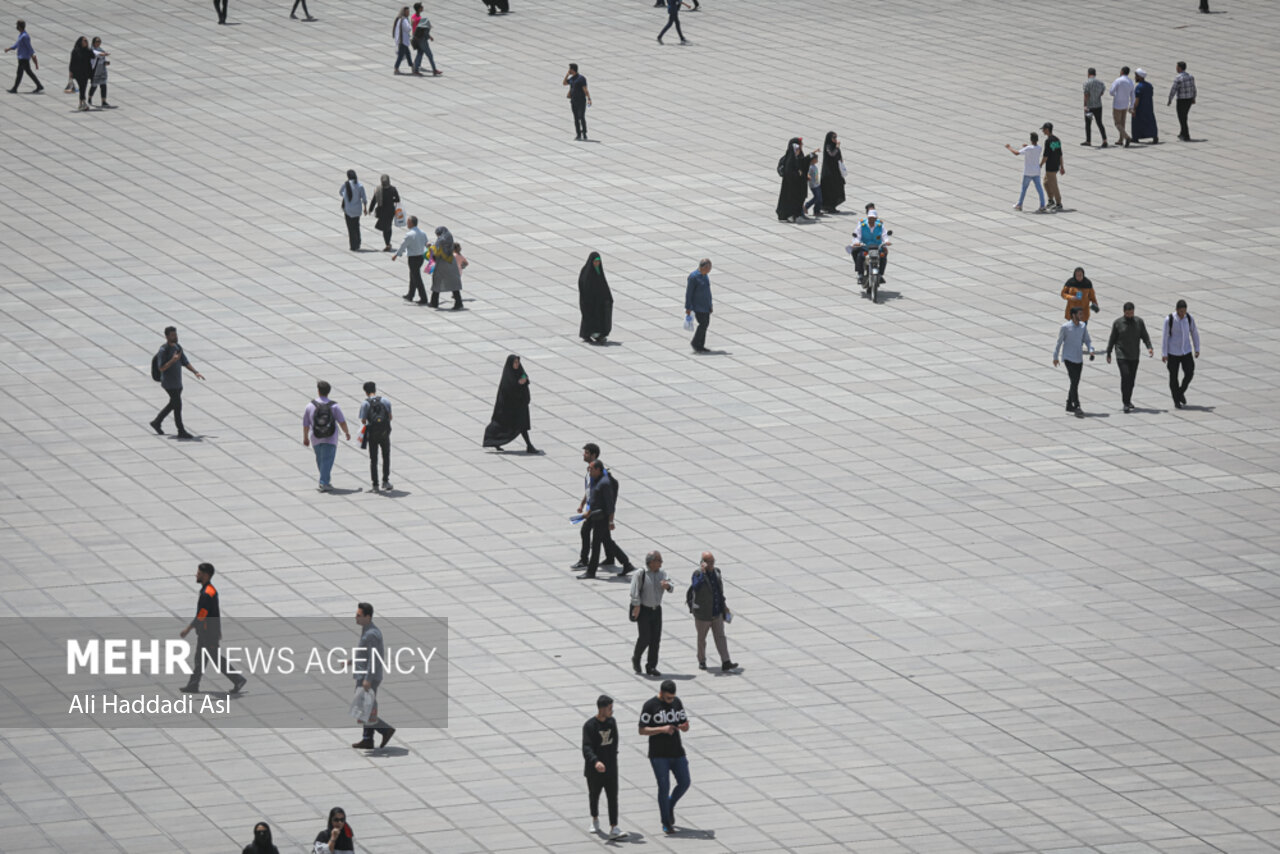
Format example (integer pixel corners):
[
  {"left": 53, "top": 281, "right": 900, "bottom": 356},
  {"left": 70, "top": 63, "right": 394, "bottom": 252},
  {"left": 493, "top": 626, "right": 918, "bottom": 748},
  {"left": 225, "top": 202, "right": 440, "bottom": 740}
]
[{"left": 1060, "top": 267, "right": 1100, "bottom": 322}]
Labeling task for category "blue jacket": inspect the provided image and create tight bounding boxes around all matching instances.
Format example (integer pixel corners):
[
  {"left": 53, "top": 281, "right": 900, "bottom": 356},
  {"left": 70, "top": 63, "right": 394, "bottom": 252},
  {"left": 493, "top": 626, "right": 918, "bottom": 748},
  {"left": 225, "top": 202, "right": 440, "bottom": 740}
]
[
  {"left": 685, "top": 270, "right": 712, "bottom": 313},
  {"left": 856, "top": 219, "right": 885, "bottom": 248}
]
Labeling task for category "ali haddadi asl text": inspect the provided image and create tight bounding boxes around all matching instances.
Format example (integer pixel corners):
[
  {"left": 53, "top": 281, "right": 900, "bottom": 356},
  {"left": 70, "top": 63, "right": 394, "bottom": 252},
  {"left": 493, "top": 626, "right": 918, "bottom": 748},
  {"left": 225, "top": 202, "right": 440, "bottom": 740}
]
[{"left": 67, "top": 692, "right": 229, "bottom": 716}]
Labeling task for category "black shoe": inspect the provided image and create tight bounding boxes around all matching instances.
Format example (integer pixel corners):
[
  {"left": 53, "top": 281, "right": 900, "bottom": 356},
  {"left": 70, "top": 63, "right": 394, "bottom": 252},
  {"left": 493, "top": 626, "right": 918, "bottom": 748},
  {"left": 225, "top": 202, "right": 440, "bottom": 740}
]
[
  {"left": 698, "top": 661, "right": 707, "bottom": 670},
  {"left": 1066, "top": 403, "right": 1075, "bottom": 412},
  {"left": 525, "top": 446, "right": 538, "bottom": 454},
  {"left": 230, "top": 675, "right": 247, "bottom": 694},
  {"left": 1124, "top": 404, "right": 1133, "bottom": 413},
  {"left": 1124, "top": 139, "right": 1130, "bottom": 148},
  {"left": 451, "top": 301, "right": 463, "bottom": 311},
  {"left": 382, "top": 481, "right": 392, "bottom": 491},
  {"left": 176, "top": 431, "right": 194, "bottom": 439},
  {"left": 33, "top": 86, "right": 43, "bottom": 93},
  {"left": 1080, "top": 141, "right": 1091, "bottom": 146},
  {"left": 618, "top": 565, "right": 635, "bottom": 576},
  {"left": 646, "top": 667, "right": 662, "bottom": 677},
  {"left": 403, "top": 294, "right": 414, "bottom": 301},
  {"left": 722, "top": 661, "right": 738, "bottom": 671},
  {"left": 1152, "top": 137, "right": 1158, "bottom": 144},
  {"left": 1101, "top": 141, "right": 1109, "bottom": 148},
  {"left": 633, "top": 659, "right": 642, "bottom": 674},
  {"left": 351, "top": 740, "right": 375, "bottom": 749},
  {"left": 571, "top": 560, "right": 589, "bottom": 569},
  {"left": 576, "top": 572, "right": 597, "bottom": 580},
  {"left": 5, "top": 88, "right": 16, "bottom": 94},
  {"left": 179, "top": 683, "right": 200, "bottom": 694},
  {"left": 149, "top": 420, "right": 163, "bottom": 434},
  {"left": 1074, "top": 407, "right": 1085, "bottom": 418},
  {"left": 371, "top": 483, "right": 380, "bottom": 492},
  {"left": 600, "top": 559, "right": 617, "bottom": 567},
  {"left": 379, "top": 727, "right": 396, "bottom": 748},
  {"left": 1175, "top": 400, "right": 1185, "bottom": 409}
]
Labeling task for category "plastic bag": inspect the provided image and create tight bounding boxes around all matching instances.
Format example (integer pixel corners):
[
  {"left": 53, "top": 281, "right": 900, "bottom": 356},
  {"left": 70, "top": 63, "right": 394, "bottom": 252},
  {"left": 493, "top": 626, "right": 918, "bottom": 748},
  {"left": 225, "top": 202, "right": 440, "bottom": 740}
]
[
  {"left": 349, "top": 685, "right": 377, "bottom": 725},
  {"left": 393, "top": 206, "right": 406, "bottom": 228},
  {"left": 683, "top": 315, "right": 694, "bottom": 331}
]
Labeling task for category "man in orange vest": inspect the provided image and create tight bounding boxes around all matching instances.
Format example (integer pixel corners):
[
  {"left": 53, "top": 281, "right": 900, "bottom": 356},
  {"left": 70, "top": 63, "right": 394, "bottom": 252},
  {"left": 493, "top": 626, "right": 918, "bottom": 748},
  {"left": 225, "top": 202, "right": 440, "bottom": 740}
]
[{"left": 180, "top": 563, "right": 247, "bottom": 694}]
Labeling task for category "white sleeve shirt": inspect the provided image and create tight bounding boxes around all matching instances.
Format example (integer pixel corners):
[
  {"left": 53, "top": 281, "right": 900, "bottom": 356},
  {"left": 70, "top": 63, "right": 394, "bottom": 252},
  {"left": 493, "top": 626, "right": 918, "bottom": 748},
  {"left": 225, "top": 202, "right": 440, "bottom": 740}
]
[
  {"left": 395, "top": 17, "right": 412, "bottom": 46},
  {"left": 1109, "top": 76, "right": 1135, "bottom": 109}
]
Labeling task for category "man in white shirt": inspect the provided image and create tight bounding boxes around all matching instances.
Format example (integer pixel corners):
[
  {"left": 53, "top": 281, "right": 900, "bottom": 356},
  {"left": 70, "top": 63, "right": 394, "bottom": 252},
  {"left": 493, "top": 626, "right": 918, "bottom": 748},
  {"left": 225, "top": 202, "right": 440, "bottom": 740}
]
[
  {"left": 392, "top": 215, "right": 430, "bottom": 303},
  {"left": 1004, "top": 132, "right": 1045, "bottom": 212},
  {"left": 1161, "top": 299, "right": 1201, "bottom": 408},
  {"left": 1109, "top": 66, "right": 1135, "bottom": 147}
]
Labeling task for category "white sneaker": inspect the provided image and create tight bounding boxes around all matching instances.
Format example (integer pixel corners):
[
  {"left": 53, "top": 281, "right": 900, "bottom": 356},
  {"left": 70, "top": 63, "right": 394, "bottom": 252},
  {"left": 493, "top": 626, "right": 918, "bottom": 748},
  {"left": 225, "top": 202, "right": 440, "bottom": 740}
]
[
  {"left": 609, "top": 827, "right": 629, "bottom": 839},
  {"left": 588, "top": 819, "right": 600, "bottom": 834}
]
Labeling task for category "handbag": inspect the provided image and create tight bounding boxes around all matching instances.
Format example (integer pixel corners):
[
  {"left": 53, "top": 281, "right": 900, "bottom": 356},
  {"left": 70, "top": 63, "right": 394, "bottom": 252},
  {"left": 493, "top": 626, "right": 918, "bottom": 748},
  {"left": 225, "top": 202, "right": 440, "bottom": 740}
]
[{"left": 629, "top": 572, "right": 645, "bottom": 622}]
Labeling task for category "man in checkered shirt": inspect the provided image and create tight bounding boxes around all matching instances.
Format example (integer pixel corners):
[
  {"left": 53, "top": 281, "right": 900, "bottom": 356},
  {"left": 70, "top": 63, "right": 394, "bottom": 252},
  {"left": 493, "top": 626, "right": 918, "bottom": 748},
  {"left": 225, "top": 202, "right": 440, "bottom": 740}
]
[{"left": 1168, "top": 61, "right": 1197, "bottom": 141}]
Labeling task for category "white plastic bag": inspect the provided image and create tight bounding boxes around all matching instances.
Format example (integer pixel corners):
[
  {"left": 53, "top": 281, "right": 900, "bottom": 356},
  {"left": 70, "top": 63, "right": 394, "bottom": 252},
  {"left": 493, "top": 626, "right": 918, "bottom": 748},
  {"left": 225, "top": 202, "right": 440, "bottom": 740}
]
[
  {"left": 839, "top": 161, "right": 848, "bottom": 178},
  {"left": 683, "top": 314, "right": 694, "bottom": 331},
  {"left": 393, "top": 206, "right": 406, "bottom": 228},
  {"left": 349, "top": 685, "right": 377, "bottom": 725}
]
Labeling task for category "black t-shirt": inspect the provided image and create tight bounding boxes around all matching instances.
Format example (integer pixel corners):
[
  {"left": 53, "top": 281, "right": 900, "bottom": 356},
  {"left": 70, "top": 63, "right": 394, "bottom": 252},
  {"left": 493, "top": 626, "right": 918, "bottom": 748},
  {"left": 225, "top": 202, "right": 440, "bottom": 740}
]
[
  {"left": 194, "top": 582, "right": 221, "bottom": 640},
  {"left": 1043, "top": 134, "right": 1063, "bottom": 171},
  {"left": 568, "top": 73, "right": 588, "bottom": 102},
  {"left": 640, "top": 696, "right": 687, "bottom": 758},
  {"left": 582, "top": 715, "right": 619, "bottom": 776}
]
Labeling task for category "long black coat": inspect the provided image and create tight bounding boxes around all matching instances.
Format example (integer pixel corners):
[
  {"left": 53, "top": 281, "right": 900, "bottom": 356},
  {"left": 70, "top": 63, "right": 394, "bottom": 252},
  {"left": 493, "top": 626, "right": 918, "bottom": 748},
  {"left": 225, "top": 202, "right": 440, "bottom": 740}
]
[
  {"left": 775, "top": 139, "right": 808, "bottom": 220},
  {"left": 578, "top": 252, "right": 614, "bottom": 341},
  {"left": 483, "top": 356, "right": 531, "bottom": 447},
  {"left": 819, "top": 133, "right": 846, "bottom": 212}
]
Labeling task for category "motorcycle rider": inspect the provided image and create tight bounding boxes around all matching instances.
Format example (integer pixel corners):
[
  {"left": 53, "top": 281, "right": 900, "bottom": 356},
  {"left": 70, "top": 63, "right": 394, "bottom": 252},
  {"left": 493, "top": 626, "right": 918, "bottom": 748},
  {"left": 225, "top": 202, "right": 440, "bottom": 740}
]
[{"left": 851, "top": 205, "right": 890, "bottom": 289}]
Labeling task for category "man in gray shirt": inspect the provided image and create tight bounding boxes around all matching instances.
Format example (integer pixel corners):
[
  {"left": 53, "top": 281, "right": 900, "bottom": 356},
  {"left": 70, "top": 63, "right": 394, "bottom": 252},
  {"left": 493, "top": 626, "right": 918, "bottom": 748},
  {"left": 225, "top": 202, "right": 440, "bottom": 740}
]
[
  {"left": 150, "top": 325, "right": 204, "bottom": 439},
  {"left": 393, "top": 215, "right": 430, "bottom": 303},
  {"left": 630, "top": 551, "right": 673, "bottom": 676},
  {"left": 351, "top": 602, "right": 396, "bottom": 749},
  {"left": 1082, "top": 67, "right": 1108, "bottom": 147}
]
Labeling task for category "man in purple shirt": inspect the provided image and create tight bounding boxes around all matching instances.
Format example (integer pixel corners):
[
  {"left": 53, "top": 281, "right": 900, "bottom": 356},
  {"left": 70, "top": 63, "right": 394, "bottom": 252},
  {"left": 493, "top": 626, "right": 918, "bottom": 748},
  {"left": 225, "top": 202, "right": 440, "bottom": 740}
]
[
  {"left": 302, "top": 380, "right": 350, "bottom": 491},
  {"left": 5, "top": 20, "right": 42, "bottom": 93}
]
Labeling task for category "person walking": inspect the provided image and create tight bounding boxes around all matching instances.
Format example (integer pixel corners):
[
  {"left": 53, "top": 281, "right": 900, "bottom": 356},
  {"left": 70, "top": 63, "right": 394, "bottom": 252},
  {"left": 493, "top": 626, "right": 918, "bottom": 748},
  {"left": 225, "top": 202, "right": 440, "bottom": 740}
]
[
  {"left": 411, "top": 4, "right": 441, "bottom": 75},
  {"left": 178, "top": 563, "right": 248, "bottom": 695},
  {"left": 1059, "top": 267, "right": 1099, "bottom": 323},
  {"left": 1054, "top": 307, "right": 1095, "bottom": 416},
  {"left": 578, "top": 251, "right": 614, "bottom": 343},
  {"left": 1081, "top": 68, "right": 1108, "bottom": 147},
  {"left": 563, "top": 63, "right": 592, "bottom": 140},
  {"left": 5, "top": 19, "right": 42, "bottom": 93},
  {"left": 657, "top": 0, "right": 691, "bottom": 44},
  {"left": 212, "top": 0, "right": 229, "bottom": 25},
  {"left": 1105, "top": 302, "right": 1153, "bottom": 412},
  {"left": 1005, "top": 132, "right": 1046, "bottom": 212},
  {"left": 819, "top": 131, "right": 847, "bottom": 213},
  {"left": 68, "top": 36, "right": 93, "bottom": 111},
  {"left": 483, "top": 355, "right": 538, "bottom": 453},
  {"left": 685, "top": 258, "right": 713, "bottom": 353},
  {"left": 242, "top": 821, "right": 280, "bottom": 854},
  {"left": 1131, "top": 69, "right": 1158, "bottom": 144},
  {"left": 573, "top": 443, "right": 606, "bottom": 570},
  {"left": 302, "top": 380, "right": 351, "bottom": 492},
  {"left": 150, "top": 325, "right": 204, "bottom": 438},
  {"left": 577, "top": 460, "right": 636, "bottom": 579},
  {"left": 339, "top": 170, "right": 367, "bottom": 251},
  {"left": 775, "top": 137, "right": 807, "bottom": 222},
  {"left": 583, "top": 695, "right": 629, "bottom": 840},
  {"left": 1039, "top": 123, "right": 1065, "bottom": 210},
  {"left": 87, "top": 37, "right": 109, "bottom": 107},
  {"left": 367, "top": 175, "right": 400, "bottom": 251},
  {"left": 290, "top": 0, "right": 314, "bottom": 21},
  {"left": 640, "top": 679, "right": 691, "bottom": 834},
  {"left": 392, "top": 215, "right": 429, "bottom": 302},
  {"left": 426, "top": 226, "right": 463, "bottom": 309},
  {"left": 393, "top": 6, "right": 415, "bottom": 75},
  {"left": 802, "top": 152, "right": 824, "bottom": 217},
  {"left": 359, "top": 381, "right": 393, "bottom": 491},
  {"left": 314, "top": 807, "right": 354, "bottom": 852},
  {"left": 350, "top": 602, "right": 396, "bottom": 749},
  {"left": 631, "top": 551, "right": 672, "bottom": 675},
  {"left": 686, "top": 552, "right": 737, "bottom": 672},
  {"left": 1168, "top": 61, "right": 1196, "bottom": 141},
  {"left": 1109, "top": 67, "right": 1135, "bottom": 147},
  {"left": 483, "top": 0, "right": 511, "bottom": 14},
  {"left": 1162, "top": 299, "right": 1200, "bottom": 409}
]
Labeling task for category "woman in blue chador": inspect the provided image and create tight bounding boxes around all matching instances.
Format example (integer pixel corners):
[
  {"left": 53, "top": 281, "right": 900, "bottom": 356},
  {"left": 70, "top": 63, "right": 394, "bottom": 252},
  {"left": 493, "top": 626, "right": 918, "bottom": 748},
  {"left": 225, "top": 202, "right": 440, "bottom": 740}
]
[{"left": 1131, "top": 68, "right": 1158, "bottom": 143}]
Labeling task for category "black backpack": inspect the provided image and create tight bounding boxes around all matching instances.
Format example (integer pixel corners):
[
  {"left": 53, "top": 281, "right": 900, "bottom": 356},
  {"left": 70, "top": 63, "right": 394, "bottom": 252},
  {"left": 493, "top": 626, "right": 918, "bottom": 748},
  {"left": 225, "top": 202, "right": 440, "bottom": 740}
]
[
  {"left": 365, "top": 396, "right": 390, "bottom": 439},
  {"left": 312, "top": 400, "right": 337, "bottom": 438},
  {"left": 150, "top": 351, "right": 163, "bottom": 382}
]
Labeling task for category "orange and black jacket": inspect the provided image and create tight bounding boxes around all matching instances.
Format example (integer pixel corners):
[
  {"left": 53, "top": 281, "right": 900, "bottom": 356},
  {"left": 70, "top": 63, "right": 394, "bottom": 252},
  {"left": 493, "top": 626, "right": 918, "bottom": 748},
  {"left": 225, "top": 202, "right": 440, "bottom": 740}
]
[{"left": 192, "top": 582, "right": 221, "bottom": 641}]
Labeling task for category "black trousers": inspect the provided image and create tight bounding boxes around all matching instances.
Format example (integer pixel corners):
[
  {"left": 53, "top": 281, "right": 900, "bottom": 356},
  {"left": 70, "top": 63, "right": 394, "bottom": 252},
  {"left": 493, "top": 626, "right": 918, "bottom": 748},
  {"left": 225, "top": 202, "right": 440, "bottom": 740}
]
[
  {"left": 406, "top": 254, "right": 426, "bottom": 301},
  {"left": 581, "top": 514, "right": 617, "bottom": 564},
  {"left": 361, "top": 684, "right": 395, "bottom": 741},
  {"left": 213, "top": 0, "right": 228, "bottom": 22},
  {"left": 1167, "top": 354, "right": 1194, "bottom": 402},
  {"left": 1117, "top": 359, "right": 1139, "bottom": 406},
  {"left": 690, "top": 311, "right": 710, "bottom": 351},
  {"left": 344, "top": 214, "right": 361, "bottom": 250},
  {"left": 74, "top": 74, "right": 90, "bottom": 102},
  {"left": 587, "top": 769, "right": 619, "bottom": 826},
  {"left": 88, "top": 81, "right": 107, "bottom": 102},
  {"left": 12, "top": 58, "right": 40, "bottom": 90},
  {"left": 189, "top": 635, "right": 231, "bottom": 688},
  {"left": 155, "top": 387, "right": 185, "bottom": 432},
  {"left": 854, "top": 246, "right": 889, "bottom": 276},
  {"left": 1176, "top": 99, "right": 1193, "bottom": 139},
  {"left": 368, "top": 435, "right": 390, "bottom": 484},
  {"left": 634, "top": 605, "right": 662, "bottom": 670},
  {"left": 428, "top": 289, "right": 462, "bottom": 308},
  {"left": 572, "top": 99, "right": 587, "bottom": 137},
  {"left": 1064, "top": 359, "right": 1083, "bottom": 408},
  {"left": 291, "top": 0, "right": 310, "bottom": 15},
  {"left": 1085, "top": 107, "right": 1108, "bottom": 143},
  {"left": 379, "top": 224, "right": 393, "bottom": 248},
  {"left": 658, "top": 11, "right": 684, "bottom": 40},
  {"left": 586, "top": 515, "right": 629, "bottom": 573}
]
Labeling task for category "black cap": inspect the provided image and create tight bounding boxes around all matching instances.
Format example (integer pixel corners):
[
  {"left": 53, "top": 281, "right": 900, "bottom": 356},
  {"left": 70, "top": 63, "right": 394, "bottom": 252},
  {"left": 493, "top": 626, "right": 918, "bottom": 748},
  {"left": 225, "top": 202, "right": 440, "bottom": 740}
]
[
  {"left": 1041, "top": 122, "right": 1054, "bottom": 132},
  {"left": 597, "top": 694, "right": 613, "bottom": 709}
]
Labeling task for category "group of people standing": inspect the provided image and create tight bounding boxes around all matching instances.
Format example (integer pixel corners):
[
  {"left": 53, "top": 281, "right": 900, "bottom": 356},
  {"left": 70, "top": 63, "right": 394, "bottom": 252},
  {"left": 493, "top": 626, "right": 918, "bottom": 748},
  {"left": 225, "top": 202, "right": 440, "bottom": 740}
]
[
  {"left": 776, "top": 132, "right": 846, "bottom": 222},
  {"left": 1085, "top": 62, "right": 1197, "bottom": 148}
]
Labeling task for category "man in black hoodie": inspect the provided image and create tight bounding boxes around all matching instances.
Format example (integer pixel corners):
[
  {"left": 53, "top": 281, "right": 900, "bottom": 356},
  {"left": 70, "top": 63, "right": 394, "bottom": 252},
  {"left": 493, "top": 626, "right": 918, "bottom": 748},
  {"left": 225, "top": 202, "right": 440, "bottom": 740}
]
[{"left": 582, "top": 695, "right": 628, "bottom": 840}]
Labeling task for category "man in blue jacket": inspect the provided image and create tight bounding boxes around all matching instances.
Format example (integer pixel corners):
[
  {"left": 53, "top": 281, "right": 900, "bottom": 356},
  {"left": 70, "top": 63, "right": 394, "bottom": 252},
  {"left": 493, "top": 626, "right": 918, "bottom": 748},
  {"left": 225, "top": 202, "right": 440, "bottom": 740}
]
[{"left": 684, "top": 259, "right": 713, "bottom": 353}]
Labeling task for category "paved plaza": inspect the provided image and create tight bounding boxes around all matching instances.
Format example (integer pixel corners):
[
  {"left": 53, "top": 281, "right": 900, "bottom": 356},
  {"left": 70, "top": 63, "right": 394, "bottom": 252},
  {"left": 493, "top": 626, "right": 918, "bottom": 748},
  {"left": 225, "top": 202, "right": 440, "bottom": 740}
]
[{"left": 2, "top": 0, "right": 1280, "bottom": 851}]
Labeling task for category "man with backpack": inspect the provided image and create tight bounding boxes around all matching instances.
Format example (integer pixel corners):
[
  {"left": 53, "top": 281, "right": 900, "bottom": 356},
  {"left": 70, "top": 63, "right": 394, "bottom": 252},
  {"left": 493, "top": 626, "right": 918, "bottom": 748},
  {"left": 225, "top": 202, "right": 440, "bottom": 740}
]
[
  {"left": 685, "top": 552, "right": 738, "bottom": 672},
  {"left": 359, "top": 381, "right": 393, "bottom": 492},
  {"left": 302, "top": 380, "right": 350, "bottom": 492},
  {"left": 577, "top": 460, "right": 637, "bottom": 579},
  {"left": 149, "top": 326, "right": 203, "bottom": 439},
  {"left": 1162, "top": 299, "right": 1201, "bottom": 409}
]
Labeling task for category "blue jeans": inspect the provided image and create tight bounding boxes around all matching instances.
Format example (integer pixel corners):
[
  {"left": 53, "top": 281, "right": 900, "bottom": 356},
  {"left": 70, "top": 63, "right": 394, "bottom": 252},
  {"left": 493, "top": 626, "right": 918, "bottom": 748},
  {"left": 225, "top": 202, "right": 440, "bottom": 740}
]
[
  {"left": 658, "top": 11, "right": 684, "bottom": 40},
  {"left": 395, "top": 43, "right": 412, "bottom": 71},
  {"left": 313, "top": 442, "right": 337, "bottom": 486},
  {"left": 1018, "top": 175, "right": 1045, "bottom": 208},
  {"left": 649, "top": 756, "right": 691, "bottom": 827},
  {"left": 413, "top": 41, "right": 437, "bottom": 73},
  {"left": 804, "top": 186, "right": 823, "bottom": 212}
]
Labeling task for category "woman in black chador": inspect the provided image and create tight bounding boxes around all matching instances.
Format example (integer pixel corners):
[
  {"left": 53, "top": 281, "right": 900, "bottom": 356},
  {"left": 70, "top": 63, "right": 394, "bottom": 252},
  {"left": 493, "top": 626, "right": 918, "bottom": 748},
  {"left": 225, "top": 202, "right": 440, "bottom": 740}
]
[
  {"left": 775, "top": 137, "right": 808, "bottom": 222},
  {"left": 483, "top": 355, "right": 538, "bottom": 453},
  {"left": 819, "top": 131, "right": 847, "bottom": 213},
  {"left": 578, "top": 251, "right": 614, "bottom": 344}
]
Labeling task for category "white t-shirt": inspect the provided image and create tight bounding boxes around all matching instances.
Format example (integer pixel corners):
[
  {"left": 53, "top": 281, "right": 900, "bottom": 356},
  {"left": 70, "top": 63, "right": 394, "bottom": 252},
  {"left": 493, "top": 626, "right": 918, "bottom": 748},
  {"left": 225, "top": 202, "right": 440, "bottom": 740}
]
[
  {"left": 1019, "top": 145, "right": 1042, "bottom": 176},
  {"left": 1109, "top": 76, "right": 1135, "bottom": 109},
  {"left": 395, "top": 16, "right": 412, "bottom": 46}
]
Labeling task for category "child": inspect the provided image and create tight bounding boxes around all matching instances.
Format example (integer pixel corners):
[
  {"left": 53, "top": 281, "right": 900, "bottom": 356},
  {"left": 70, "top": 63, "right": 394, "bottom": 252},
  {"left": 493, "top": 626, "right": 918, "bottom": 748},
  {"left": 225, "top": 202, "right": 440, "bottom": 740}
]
[
  {"left": 453, "top": 242, "right": 469, "bottom": 271},
  {"left": 802, "top": 152, "right": 823, "bottom": 217}
]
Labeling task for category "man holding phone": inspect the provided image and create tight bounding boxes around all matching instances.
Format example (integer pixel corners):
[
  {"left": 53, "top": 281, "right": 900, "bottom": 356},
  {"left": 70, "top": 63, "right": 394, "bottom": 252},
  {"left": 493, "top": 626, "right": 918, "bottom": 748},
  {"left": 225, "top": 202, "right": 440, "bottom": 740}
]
[
  {"left": 150, "top": 326, "right": 204, "bottom": 439},
  {"left": 562, "top": 63, "right": 591, "bottom": 140},
  {"left": 640, "top": 680, "right": 691, "bottom": 834}
]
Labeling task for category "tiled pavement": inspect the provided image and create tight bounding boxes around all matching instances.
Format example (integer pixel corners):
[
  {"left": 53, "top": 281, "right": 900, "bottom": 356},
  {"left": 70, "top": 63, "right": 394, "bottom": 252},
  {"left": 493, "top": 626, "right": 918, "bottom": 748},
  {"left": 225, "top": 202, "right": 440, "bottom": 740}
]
[{"left": 2, "top": 0, "right": 1280, "bottom": 851}]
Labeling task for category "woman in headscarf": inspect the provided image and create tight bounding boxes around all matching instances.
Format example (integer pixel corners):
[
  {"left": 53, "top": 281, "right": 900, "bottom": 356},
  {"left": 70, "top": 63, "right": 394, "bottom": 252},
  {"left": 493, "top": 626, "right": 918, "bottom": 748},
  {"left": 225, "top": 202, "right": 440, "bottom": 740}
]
[
  {"left": 483, "top": 355, "right": 537, "bottom": 453},
  {"left": 1131, "top": 69, "right": 1158, "bottom": 143},
  {"left": 69, "top": 36, "right": 94, "bottom": 112},
  {"left": 314, "top": 807, "right": 354, "bottom": 853},
  {"left": 1060, "top": 267, "right": 1100, "bottom": 323},
  {"left": 427, "top": 226, "right": 463, "bottom": 310},
  {"left": 819, "top": 131, "right": 846, "bottom": 213},
  {"left": 577, "top": 251, "right": 613, "bottom": 344},
  {"left": 87, "top": 37, "right": 109, "bottom": 108},
  {"left": 775, "top": 137, "right": 808, "bottom": 222},
  {"left": 243, "top": 821, "right": 280, "bottom": 854},
  {"left": 366, "top": 175, "right": 400, "bottom": 252}
]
